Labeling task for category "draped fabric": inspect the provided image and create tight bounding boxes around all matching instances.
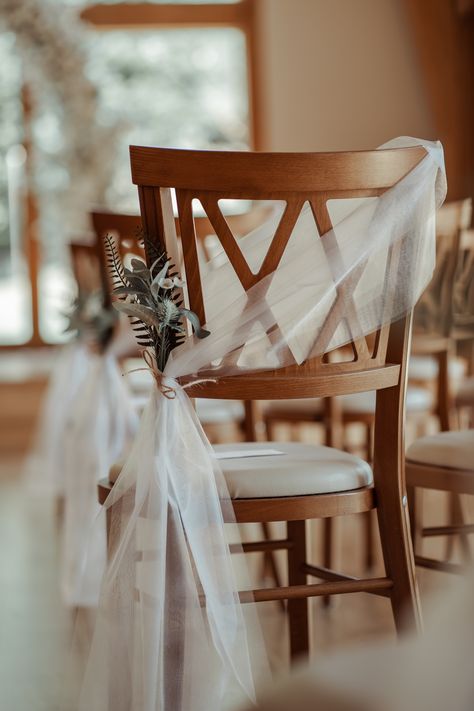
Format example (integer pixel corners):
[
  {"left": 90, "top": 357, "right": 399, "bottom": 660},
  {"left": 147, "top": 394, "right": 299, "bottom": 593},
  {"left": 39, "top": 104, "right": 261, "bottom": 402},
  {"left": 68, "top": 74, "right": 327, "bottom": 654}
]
[
  {"left": 24, "top": 343, "right": 92, "bottom": 497},
  {"left": 78, "top": 138, "right": 446, "bottom": 711},
  {"left": 61, "top": 352, "right": 138, "bottom": 607},
  {"left": 23, "top": 335, "right": 138, "bottom": 607}
]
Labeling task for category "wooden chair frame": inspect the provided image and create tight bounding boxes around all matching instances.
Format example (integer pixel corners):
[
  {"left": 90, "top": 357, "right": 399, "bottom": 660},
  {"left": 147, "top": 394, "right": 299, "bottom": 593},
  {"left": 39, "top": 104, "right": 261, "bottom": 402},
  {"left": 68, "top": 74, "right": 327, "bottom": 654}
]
[
  {"left": 120, "top": 144, "right": 427, "bottom": 657},
  {"left": 406, "top": 200, "right": 473, "bottom": 571},
  {"left": 407, "top": 458, "right": 474, "bottom": 574}
]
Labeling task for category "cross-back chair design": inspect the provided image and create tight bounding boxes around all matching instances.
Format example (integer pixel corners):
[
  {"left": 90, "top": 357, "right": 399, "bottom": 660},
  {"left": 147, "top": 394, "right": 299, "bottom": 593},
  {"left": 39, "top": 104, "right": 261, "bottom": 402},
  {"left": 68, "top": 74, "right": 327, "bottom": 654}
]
[
  {"left": 126, "top": 145, "right": 429, "bottom": 657},
  {"left": 70, "top": 240, "right": 105, "bottom": 295}
]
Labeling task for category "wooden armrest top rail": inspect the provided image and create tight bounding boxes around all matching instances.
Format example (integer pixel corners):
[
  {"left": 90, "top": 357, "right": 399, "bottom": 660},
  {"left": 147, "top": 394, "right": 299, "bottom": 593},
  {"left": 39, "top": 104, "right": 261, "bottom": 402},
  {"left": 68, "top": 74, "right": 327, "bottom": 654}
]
[{"left": 180, "top": 364, "right": 401, "bottom": 399}]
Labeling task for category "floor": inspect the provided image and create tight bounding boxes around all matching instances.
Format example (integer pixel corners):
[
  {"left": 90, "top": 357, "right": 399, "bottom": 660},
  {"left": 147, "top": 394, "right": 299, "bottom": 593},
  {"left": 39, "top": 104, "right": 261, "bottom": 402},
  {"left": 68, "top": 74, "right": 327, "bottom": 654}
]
[{"left": 0, "top": 442, "right": 461, "bottom": 711}]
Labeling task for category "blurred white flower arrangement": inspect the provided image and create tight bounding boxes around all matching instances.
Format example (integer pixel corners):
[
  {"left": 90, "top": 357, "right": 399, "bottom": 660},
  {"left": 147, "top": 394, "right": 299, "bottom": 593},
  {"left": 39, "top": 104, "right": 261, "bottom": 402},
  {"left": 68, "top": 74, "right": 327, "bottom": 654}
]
[{"left": 0, "top": 0, "right": 122, "bottom": 235}]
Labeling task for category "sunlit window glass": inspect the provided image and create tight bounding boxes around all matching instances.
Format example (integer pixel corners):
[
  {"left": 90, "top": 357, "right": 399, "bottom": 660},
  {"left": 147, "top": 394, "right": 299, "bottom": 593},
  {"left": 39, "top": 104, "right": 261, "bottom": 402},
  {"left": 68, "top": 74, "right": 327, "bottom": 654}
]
[
  {"left": 28, "top": 3, "right": 250, "bottom": 343},
  {"left": 0, "top": 33, "right": 32, "bottom": 345}
]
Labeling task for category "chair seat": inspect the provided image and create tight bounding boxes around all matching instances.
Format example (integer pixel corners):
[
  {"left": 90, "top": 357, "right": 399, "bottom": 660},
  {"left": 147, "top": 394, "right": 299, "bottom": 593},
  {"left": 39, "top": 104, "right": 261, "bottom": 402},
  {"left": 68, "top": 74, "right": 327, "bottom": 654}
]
[
  {"left": 265, "top": 386, "right": 433, "bottom": 418},
  {"left": 109, "top": 441, "right": 373, "bottom": 497},
  {"left": 406, "top": 430, "right": 474, "bottom": 471},
  {"left": 455, "top": 376, "right": 474, "bottom": 407},
  {"left": 214, "top": 442, "right": 373, "bottom": 499},
  {"left": 408, "top": 355, "right": 466, "bottom": 382}
]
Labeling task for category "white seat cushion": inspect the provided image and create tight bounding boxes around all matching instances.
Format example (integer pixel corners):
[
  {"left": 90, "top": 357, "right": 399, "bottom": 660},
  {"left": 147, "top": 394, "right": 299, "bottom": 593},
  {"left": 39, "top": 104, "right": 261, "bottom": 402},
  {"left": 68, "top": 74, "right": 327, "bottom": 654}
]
[
  {"left": 214, "top": 442, "right": 373, "bottom": 499},
  {"left": 406, "top": 430, "right": 474, "bottom": 471},
  {"left": 456, "top": 376, "right": 474, "bottom": 407},
  {"left": 264, "top": 386, "right": 432, "bottom": 418},
  {"left": 409, "top": 355, "right": 466, "bottom": 382}
]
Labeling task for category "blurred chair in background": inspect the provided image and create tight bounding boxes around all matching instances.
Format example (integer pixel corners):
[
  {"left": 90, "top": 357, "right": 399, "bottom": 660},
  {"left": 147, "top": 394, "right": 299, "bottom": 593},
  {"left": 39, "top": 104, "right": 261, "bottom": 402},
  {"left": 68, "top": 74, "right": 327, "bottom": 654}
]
[{"left": 407, "top": 201, "right": 474, "bottom": 572}]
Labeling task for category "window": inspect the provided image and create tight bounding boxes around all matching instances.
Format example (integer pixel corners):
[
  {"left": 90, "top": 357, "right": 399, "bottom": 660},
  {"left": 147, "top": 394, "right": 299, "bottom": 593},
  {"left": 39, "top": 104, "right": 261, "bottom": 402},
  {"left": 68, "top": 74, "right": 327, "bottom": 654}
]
[{"left": 0, "top": 1, "right": 257, "bottom": 346}]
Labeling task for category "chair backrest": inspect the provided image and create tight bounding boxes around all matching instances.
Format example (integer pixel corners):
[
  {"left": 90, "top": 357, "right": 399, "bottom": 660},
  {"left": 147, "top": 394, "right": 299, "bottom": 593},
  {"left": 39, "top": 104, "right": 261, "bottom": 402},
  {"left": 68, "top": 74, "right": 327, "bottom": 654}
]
[
  {"left": 454, "top": 224, "right": 474, "bottom": 331},
  {"left": 70, "top": 241, "right": 104, "bottom": 295},
  {"left": 91, "top": 210, "right": 144, "bottom": 303},
  {"left": 414, "top": 198, "right": 472, "bottom": 340},
  {"left": 90, "top": 207, "right": 256, "bottom": 282},
  {"left": 130, "top": 145, "right": 427, "bottom": 400}
]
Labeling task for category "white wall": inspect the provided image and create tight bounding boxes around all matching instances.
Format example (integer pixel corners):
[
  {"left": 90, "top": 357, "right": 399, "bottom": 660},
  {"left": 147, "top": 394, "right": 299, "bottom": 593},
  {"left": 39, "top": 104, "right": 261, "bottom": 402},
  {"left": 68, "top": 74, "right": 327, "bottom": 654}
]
[{"left": 256, "top": 0, "right": 434, "bottom": 151}]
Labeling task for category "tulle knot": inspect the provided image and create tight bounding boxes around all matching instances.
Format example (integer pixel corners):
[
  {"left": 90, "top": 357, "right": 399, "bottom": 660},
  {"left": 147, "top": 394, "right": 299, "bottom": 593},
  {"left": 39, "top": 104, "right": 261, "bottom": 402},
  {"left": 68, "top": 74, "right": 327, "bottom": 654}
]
[
  {"left": 122, "top": 349, "right": 177, "bottom": 398},
  {"left": 142, "top": 350, "right": 177, "bottom": 399},
  {"left": 124, "top": 349, "right": 217, "bottom": 399}
]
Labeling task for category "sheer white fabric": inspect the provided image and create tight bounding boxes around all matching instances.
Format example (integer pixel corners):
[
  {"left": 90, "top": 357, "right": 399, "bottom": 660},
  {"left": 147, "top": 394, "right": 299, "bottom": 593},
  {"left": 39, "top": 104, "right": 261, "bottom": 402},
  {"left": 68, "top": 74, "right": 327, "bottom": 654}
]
[
  {"left": 78, "top": 138, "right": 446, "bottom": 711},
  {"left": 24, "top": 343, "right": 92, "bottom": 497},
  {"left": 61, "top": 352, "right": 139, "bottom": 607}
]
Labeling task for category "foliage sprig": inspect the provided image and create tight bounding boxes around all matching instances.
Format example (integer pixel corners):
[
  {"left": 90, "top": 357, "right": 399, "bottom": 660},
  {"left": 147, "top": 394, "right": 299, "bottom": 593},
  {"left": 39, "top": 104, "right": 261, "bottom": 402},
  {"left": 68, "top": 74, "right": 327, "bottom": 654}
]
[{"left": 105, "top": 233, "right": 209, "bottom": 372}]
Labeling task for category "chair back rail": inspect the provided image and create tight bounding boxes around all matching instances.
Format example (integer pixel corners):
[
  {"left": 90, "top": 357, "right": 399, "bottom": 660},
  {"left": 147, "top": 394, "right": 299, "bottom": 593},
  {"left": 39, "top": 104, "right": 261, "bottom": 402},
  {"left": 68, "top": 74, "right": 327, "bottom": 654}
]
[
  {"left": 91, "top": 211, "right": 144, "bottom": 304},
  {"left": 69, "top": 241, "right": 104, "bottom": 295},
  {"left": 130, "top": 146, "right": 427, "bottom": 400}
]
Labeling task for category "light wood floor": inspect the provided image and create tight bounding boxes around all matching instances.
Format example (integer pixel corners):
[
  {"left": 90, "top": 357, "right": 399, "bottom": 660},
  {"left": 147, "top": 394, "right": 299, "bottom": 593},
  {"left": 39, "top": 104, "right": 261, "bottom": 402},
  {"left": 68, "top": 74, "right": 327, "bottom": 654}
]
[{"left": 0, "top": 443, "right": 465, "bottom": 711}]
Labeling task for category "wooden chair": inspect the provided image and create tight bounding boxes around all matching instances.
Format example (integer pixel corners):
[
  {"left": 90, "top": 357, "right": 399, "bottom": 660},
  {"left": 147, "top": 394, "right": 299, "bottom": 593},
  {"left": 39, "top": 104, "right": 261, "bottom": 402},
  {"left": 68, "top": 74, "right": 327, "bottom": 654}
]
[
  {"left": 410, "top": 199, "right": 472, "bottom": 432},
  {"left": 407, "top": 430, "right": 474, "bottom": 573},
  {"left": 453, "top": 227, "right": 474, "bottom": 424},
  {"left": 68, "top": 239, "right": 121, "bottom": 353},
  {"left": 407, "top": 214, "right": 474, "bottom": 572},
  {"left": 104, "top": 143, "right": 430, "bottom": 661},
  {"left": 406, "top": 200, "right": 472, "bottom": 564}
]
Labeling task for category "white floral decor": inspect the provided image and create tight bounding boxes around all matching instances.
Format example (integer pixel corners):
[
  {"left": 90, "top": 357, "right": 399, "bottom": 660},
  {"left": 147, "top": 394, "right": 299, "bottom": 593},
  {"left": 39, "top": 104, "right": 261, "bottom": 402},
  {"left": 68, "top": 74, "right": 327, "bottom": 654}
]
[{"left": 0, "top": 0, "right": 122, "bottom": 236}]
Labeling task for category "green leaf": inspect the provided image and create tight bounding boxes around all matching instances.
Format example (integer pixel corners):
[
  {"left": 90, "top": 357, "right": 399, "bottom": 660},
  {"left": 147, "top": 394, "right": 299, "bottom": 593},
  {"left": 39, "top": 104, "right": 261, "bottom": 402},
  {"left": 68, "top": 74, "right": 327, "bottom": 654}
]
[
  {"left": 179, "top": 308, "right": 210, "bottom": 339},
  {"left": 130, "top": 258, "right": 148, "bottom": 274},
  {"left": 113, "top": 285, "right": 150, "bottom": 298},
  {"left": 113, "top": 301, "right": 161, "bottom": 330}
]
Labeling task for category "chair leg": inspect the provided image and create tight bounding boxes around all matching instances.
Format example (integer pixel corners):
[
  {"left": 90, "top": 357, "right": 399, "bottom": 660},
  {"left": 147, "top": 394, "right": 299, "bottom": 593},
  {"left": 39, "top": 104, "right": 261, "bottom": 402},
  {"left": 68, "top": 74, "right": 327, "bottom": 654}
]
[
  {"left": 321, "top": 518, "right": 333, "bottom": 608},
  {"left": 264, "top": 416, "right": 275, "bottom": 442},
  {"left": 407, "top": 485, "right": 421, "bottom": 554},
  {"left": 447, "top": 493, "right": 472, "bottom": 564},
  {"left": 363, "top": 511, "right": 375, "bottom": 570},
  {"left": 260, "top": 521, "right": 285, "bottom": 593},
  {"left": 375, "top": 489, "right": 422, "bottom": 634},
  {"left": 287, "top": 520, "right": 309, "bottom": 660}
]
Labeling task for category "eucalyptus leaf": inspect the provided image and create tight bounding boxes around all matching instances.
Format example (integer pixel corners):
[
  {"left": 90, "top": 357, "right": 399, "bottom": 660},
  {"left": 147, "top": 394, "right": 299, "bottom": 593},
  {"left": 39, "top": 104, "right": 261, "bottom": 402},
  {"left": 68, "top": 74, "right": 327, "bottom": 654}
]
[
  {"left": 123, "top": 273, "right": 151, "bottom": 291},
  {"left": 179, "top": 308, "right": 210, "bottom": 339},
  {"left": 152, "top": 260, "right": 170, "bottom": 288},
  {"left": 150, "top": 255, "right": 166, "bottom": 277},
  {"left": 130, "top": 258, "right": 149, "bottom": 274},
  {"left": 113, "top": 301, "right": 162, "bottom": 330},
  {"left": 113, "top": 285, "right": 150, "bottom": 298}
]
